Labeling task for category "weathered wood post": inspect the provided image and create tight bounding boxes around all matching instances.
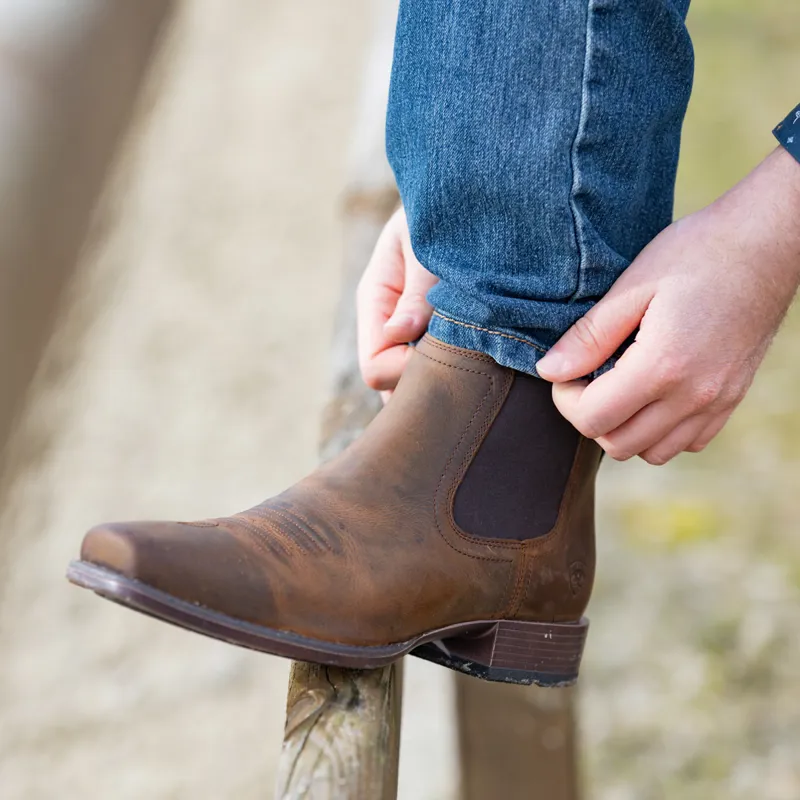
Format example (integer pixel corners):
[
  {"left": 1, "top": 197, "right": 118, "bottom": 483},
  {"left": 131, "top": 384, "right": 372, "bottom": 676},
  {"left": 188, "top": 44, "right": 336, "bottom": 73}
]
[
  {"left": 0, "top": 0, "right": 173, "bottom": 473},
  {"left": 274, "top": 169, "right": 402, "bottom": 795},
  {"left": 456, "top": 679, "right": 580, "bottom": 800},
  {"left": 277, "top": 659, "right": 403, "bottom": 800},
  {"left": 273, "top": 154, "right": 402, "bottom": 800},
  {"left": 278, "top": 1, "right": 581, "bottom": 797},
  {"left": 274, "top": 3, "right": 403, "bottom": 798}
]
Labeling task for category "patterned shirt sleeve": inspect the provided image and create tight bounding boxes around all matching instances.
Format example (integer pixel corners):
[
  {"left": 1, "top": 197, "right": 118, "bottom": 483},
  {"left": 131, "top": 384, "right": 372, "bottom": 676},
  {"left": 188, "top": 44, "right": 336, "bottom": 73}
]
[{"left": 774, "top": 103, "right": 800, "bottom": 165}]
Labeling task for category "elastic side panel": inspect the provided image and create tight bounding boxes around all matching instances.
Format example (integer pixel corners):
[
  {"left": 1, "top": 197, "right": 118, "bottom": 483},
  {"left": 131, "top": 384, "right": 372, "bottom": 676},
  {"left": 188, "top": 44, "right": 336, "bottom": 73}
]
[{"left": 453, "top": 372, "right": 580, "bottom": 541}]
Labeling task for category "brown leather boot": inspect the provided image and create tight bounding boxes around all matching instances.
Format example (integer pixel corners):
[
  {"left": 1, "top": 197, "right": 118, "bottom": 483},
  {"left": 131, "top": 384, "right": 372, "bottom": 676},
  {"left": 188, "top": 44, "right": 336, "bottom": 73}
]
[{"left": 67, "top": 335, "right": 602, "bottom": 686}]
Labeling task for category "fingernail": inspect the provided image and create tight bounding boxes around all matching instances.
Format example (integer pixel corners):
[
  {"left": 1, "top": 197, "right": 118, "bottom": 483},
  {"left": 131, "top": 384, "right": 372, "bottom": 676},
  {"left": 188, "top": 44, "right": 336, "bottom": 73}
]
[
  {"left": 537, "top": 351, "right": 570, "bottom": 376},
  {"left": 385, "top": 314, "right": 415, "bottom": 330}
]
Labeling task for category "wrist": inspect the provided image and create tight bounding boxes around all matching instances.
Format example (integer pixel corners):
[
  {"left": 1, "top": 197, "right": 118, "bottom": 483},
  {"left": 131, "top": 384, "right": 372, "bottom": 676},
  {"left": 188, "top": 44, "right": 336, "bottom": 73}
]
[
  {"left": 713, "top": 148, "right": 800, "bottom": 285},
  {"left": 762, "top": 146, "right": 800, "bottom": 213}
]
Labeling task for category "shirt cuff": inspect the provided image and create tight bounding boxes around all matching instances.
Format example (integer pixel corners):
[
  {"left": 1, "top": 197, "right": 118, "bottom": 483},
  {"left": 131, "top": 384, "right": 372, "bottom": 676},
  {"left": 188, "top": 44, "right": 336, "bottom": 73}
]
[{"left": 774, "top": 103, "right": 800, "bottom": 165}]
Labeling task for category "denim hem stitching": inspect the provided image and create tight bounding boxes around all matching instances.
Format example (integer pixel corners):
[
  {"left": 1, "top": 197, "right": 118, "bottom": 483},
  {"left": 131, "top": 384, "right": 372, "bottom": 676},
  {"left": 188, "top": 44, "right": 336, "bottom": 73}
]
[
  {"left": 567, "top": 0, "right": 593, "bottom": 301},
  {"left": 431, "top": 311, "right": 547, "bottom": 354}
]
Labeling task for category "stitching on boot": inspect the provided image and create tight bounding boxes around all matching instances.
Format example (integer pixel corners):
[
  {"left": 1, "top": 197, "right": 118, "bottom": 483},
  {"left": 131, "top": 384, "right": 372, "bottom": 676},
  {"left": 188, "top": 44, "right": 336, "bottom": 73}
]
[
  {"left": 446, "top": 371, "right": 530, "bottom": 551},
  {"left": 422, "top": 334, "right": 498, "bottom": 363},
  {"left": 269, "top": 504, "right": 339, "bottom": 554},
  {"left": 226, "top": 517, "right": 295, "bottom": 562},
  {"left": 231, "top": 514, "right": 309, "bottom": 558},
  {"left": 416, "top": 348, "right": 496, "bottom": 379},
  {"left": 504, "top": 551, "right": 531, "bottom": 618},
  {"left": 254, "top": 507, "right": 333, "bottom": 554},
  {"left": 422, "top": 352, "right": 513, "bottom": 564}
]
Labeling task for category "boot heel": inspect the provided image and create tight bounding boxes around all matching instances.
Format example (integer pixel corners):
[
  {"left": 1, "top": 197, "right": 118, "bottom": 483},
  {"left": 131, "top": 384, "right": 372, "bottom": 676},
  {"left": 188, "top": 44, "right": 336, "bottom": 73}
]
[{"left": 411, "top": 618, "right": 588, "bottom": 687}]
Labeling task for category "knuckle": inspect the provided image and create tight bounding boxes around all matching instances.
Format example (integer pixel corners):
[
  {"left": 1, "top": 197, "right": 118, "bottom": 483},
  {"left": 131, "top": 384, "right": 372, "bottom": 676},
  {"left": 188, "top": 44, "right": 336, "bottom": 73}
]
[
  {"left": 718, "top": 380, "right": 747, "bottom": 409},
  {"left": 643, "top": 451, "right": 670, "bottom": 466},
  {"left": 686, "top": 441, "right": 707, "bottom": 454},
  {"left": 654, "top": 355, "right": 688, "bottom": 389},
  {"left": 360, "top": 362, "right": 386, "bottom": 391},
  {"left": 398, "top": 292, "right": 428, "bottom": 313},
  {"left": 573, "top": 413, "right": 602, "bottom": 440},
  {"left": 689, "top": 379, "right": 724, "bottom": 410},
  {"left": 689, "top": 376, "right": 748, "bottom": 414},
  {"left": 602, "top": 440, "right": 633, "bottom": 462},
  {"left": 571, "top": 314, "right": 606, "bottom": 354}
]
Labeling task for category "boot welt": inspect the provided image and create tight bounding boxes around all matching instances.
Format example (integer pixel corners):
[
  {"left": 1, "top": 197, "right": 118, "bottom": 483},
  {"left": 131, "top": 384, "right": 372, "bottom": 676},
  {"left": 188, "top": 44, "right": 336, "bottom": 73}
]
[{"left": 66, "top": 560, "right": 588, "bottom": 687}]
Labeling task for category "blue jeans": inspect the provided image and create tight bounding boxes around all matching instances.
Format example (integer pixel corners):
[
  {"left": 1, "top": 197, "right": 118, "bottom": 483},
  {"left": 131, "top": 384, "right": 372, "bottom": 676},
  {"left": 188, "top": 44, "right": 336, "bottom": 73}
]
[{"left": 386, "top": 0, "right": 694, "bottom": 376}]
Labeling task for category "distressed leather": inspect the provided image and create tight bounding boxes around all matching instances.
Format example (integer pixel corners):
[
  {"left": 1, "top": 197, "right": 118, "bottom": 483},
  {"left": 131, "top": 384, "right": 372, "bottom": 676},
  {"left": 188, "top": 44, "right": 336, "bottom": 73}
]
[{"left": 81, "top": 335, "right": 602, "bottom": 646}]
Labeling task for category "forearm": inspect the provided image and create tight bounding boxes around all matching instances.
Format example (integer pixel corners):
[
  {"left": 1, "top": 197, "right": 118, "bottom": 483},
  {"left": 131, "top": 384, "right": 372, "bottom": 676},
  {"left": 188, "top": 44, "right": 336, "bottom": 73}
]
[{"left": 708, "top": 146, "right": 800, "bottom": 305}]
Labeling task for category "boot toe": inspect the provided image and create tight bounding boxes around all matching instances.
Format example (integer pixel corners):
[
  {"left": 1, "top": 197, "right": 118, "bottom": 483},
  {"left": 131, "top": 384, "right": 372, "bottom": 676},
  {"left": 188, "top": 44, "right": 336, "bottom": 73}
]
[
  {"left": 77, "top": 519, "right": 269, "bottom": 616},
  {"left": 80, "top": 522, "right": 144, "bottom": 579}
]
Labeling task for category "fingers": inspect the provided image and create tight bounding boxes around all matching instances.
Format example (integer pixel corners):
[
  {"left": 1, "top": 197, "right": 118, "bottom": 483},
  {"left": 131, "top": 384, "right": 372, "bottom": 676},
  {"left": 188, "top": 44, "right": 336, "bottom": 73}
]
[
  {"left": 555, "top": 369, "right": 731, "bottom": 465},
  {"left": 360, "top": 345, "right": 415, "bottom": 392},
  {"left": 554, "top": 376, "right": 683, "bottom": 462},
  {"left": 550, "top": 344, "right": 661, "bottom": 439},
  {"left": 558, "top": 382, "right": 721, "bottom": 465},
  {"left": 551, "top": 342, "right": 733, "bottom": 464},
  {"left": 384, "top": 254, "right": 437, "bottom": 342},
  {"left": 597, "top": 405, "right": 709, "bottom": 463},
  {"left": 537, "top": 272, "right": 655, "bottom": 383},
  {"left": 685, "top": 411, "right": 732, "bottom": 453},
  {"left": 637, "top": 414, "right": 713, "bottom": 465},
  {"left": 357, "top": 208, "right": 437, "bottom": 392},
  {"left": 357, "top": 221, "right": 404, "bottom": 389}
]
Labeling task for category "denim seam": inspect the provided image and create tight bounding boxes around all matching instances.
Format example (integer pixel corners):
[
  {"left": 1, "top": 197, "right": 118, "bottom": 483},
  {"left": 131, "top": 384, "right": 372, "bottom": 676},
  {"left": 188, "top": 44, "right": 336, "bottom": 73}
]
[
  {"left": 431, "top": 311, "right": 547, "bottom": 354},
  {"left": 566, "top": 0, "right": 593, "bottom": 301}
]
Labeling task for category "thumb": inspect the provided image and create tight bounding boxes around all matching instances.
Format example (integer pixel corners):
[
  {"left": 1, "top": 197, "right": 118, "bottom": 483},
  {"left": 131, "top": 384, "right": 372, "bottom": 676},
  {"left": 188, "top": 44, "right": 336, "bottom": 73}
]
[
  {"left": 536, "top": 276, "right": 654, "bottom": 382},
  {"left": 384, "top": 259, "right": 438, "bottom": 343}
]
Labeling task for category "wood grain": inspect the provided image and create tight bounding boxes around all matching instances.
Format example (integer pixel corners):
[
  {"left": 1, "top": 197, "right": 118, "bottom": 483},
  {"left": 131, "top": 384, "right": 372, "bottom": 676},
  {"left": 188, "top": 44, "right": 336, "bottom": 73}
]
[
  {"left": 275, "top": 5, "right": 402, "bottom": 794},
  {"left": 276, "top": 662, "right": 403, "bottom": 800}
]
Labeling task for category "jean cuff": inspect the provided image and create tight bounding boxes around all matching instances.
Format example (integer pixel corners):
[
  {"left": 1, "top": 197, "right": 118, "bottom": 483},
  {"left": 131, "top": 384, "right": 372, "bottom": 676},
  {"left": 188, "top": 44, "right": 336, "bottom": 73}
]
[{"left": 427, "top": 310, "right": 617, "bottom": 380}]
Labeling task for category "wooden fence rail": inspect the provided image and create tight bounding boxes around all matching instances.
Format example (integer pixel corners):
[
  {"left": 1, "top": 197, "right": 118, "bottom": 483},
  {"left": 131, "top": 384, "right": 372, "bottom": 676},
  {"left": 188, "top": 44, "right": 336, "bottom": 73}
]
[{"left": 0, "top": 0, "right": 174, "bottom": 479}]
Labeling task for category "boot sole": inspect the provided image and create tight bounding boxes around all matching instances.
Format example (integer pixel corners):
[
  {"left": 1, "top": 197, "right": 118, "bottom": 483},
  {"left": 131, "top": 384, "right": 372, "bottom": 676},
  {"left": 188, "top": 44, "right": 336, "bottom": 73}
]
[{"left": 66, "top": 560, "right": 588, "bottom": 687}]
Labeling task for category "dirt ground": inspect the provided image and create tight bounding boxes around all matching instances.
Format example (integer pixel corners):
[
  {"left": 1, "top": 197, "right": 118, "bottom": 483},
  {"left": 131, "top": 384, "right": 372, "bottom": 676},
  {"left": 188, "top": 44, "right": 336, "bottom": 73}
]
[{"left": 0, "top": 3, "right": 456, "bottom": 798}]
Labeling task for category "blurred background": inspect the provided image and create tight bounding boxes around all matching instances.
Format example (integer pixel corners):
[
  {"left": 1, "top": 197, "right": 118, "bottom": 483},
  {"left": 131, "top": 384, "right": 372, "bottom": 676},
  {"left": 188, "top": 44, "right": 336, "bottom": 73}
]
[{"left": 0, "top": 1, "right": 797, "bottom": 798}]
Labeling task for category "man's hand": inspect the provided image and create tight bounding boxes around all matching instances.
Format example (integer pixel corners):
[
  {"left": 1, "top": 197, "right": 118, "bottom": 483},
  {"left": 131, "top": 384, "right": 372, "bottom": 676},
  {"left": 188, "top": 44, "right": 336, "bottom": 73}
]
[
  {"left": 357, "top": 208, "right": 437, "bottom": 397},
  {"left": 537, "top": 148, "right": 800, "bottom": 465}
]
